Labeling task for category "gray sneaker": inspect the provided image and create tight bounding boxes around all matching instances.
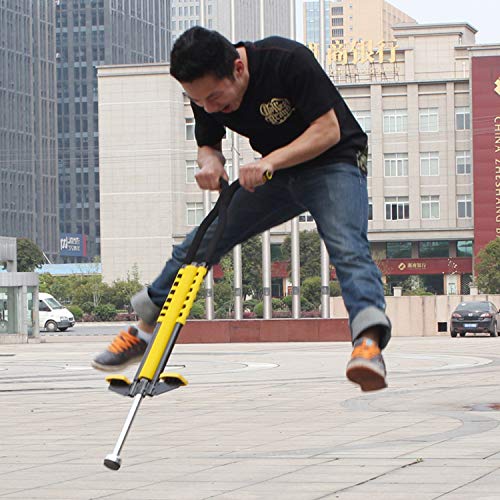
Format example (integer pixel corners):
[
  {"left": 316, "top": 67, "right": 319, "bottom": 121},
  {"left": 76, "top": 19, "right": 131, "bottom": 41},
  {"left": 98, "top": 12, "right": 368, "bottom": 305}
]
[
  {"left": 91, "top": 326, "right": 147, "bottom": 371},
  {"left": 346, "top": 338, "right": 387, "bottom": 392}
]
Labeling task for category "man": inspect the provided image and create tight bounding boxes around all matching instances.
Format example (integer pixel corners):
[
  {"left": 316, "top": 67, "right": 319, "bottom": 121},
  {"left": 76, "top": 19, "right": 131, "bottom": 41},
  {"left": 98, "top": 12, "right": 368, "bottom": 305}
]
[{"left": 92, "top": 27, "right": 391, "bottom": 392}]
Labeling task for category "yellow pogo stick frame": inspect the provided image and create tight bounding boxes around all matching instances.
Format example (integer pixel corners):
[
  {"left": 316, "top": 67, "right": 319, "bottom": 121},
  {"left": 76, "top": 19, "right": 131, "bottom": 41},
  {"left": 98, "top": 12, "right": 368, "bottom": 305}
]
[{"left": 103, "top": 178, "right": 242, "bottom": 470}]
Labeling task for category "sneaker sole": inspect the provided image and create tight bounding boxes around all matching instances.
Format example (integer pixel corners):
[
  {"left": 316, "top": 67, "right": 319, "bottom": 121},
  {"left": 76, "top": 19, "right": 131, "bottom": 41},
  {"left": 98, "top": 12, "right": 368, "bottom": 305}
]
[
  {"left": 346, "top": 359, "right": 387, "bottom": 392},
  {"left": 91, "top": 354, "right": 143, "bottom": 372}
]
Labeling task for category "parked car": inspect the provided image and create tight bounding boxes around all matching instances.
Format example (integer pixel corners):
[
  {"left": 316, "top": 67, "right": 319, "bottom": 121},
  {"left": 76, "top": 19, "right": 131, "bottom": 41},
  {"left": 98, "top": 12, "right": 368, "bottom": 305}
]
[
  {"left": 450, "top": 301, "right": 499, "bottom": 337},
  {"left": 39, "top": 292, "right": 75, "bottom": 332}
]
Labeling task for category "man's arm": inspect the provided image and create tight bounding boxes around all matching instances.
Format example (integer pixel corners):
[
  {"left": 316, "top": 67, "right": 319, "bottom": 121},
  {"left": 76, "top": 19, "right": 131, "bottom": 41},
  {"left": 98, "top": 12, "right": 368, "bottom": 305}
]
[
  {"left": 194, "top": 141, "right": 229, "bottom": 191},
  {"left": 239, "top": 109, "right": 340, "bottom": 191}
]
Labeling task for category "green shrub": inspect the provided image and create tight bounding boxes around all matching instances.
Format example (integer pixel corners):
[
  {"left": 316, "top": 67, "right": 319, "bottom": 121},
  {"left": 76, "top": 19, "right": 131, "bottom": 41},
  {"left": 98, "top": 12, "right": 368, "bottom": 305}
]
[
  {"left": 67, "top": 305, "right": 83, "bottom": 321},
  {"left": 329, "top": 280, "right": 342, "bottom": 297},
  {"left": 93, "top": 303, "right": 117, "bottom": 321},
  {"left": 81, "top": 301, "right": 94, "bottom": 314},
  {"left": 272, "top": 297, "right": 285, "bottom": 310},
  {"left": 254, "top": 299, "right": 289, "bottom": 318},
  {"left": 282, "top": 295, "right": 293, "bottom": 309},
  {"left": 254, "top": 302, "right": 264, "bottom": 318},
  {"left": 189, "top": 302, "right": 205, "bottom": 319},
  {"left": 282, "top": 295, "right": 315, "bottom": 311}
]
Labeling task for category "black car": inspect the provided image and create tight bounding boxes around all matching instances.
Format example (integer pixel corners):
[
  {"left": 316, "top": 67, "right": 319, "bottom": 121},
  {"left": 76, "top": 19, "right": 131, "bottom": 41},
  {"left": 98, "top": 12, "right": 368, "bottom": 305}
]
[{"left": 450, "top": 301, "right": 499, "bottom": 337}]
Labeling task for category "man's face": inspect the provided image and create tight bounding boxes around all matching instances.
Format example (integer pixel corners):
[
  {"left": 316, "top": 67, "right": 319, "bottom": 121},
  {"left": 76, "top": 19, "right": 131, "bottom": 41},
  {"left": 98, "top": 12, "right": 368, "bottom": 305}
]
[{"left": 182, "top": 60, "right": 246, "bottom": 114}]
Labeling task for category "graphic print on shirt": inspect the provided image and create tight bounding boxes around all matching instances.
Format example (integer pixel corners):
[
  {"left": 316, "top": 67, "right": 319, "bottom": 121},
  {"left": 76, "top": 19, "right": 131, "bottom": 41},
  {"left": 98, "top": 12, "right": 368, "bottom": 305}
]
[{"left": 259, "top": 98, "right": 295, "bottom": 125}]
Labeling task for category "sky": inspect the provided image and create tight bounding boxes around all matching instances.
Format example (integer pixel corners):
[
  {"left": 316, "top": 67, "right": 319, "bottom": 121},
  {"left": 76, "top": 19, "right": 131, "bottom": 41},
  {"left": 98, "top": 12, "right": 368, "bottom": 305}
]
[{"left": 295, "top": 0, "right": 499, "bottom": 45}]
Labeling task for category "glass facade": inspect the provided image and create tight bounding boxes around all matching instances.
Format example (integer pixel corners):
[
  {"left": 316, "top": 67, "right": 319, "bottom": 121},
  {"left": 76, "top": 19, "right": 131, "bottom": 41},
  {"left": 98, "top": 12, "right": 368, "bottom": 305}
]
[
  {"left": 0, "top": 287, "right": 17, "bottom": 334},
  {"left": 419, "top": 241, "right": 449, "bottom": 258},
  {"left": 457, "top": 240, "right": 473, "bottom": 257},
  {"left": 386, "top": 242, "right": 412, "bottom": 259}
]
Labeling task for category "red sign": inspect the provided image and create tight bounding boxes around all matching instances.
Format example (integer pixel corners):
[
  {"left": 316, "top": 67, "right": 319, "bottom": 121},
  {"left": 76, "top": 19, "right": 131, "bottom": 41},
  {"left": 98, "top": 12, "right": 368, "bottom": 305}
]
[{"left": 471, "top": 56, "right": 500, "bottom": 257}]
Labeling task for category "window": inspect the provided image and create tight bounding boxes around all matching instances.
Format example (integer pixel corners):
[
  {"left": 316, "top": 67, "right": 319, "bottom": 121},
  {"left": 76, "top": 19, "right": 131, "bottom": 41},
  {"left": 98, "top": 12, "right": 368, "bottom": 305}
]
[
  {"left": 332, "top": 29, "right": 344, "bottom": 37},
  {"left": 385, "top": 197, "right": 409, "bottom": 220},
  {"left": 271, "top": 243, "right": 283, "bottom": 262},
  {"left": 419, "top": 108, "right": 439, "bottom": 132},
  {"left": 384, "top": 153, "right": 408, "bottom": 177},
  {"left": 332, "top": 6, "right": 343, "bottom": 15},
  {"left": 455, "top": 107, "right": 471, "bottom": 130},
  {"left": 368, "top": 199, "right": 373, "bottom": 220},
  {"left": 420, "top": 152, "right": 440, "bottom": 176},
  {"left": 332, "top": 17, "right": 343, "bottom": 26},
  {"left": 367, "top": 155, "right": 372, "bottom": 176},
  {"left": 419, "top": 241, "right": 449, "bottom": 258},
  {"left": 352, "top": 111, "right": 371, "bottom": 133},
  {"left": 299, "top": 211, "right": 314, "bottom": 222},
  {"left": 185, "top": 117, "right": 195, "bottom": 140},
  {"left": 457, "top": 194, "right": 472, "bottom": 218},
  {"left": 186, "top": 160, "right": 197, "bottom": 183},
  {"left": 421, "top": 195, "right": 440, "bottom": 219},
  {"left": 456, "top": 151, "right": 471, "bottom": 175},
  {"left": 186, "top": 202, "right": 204, "bottom": 226},
  {"left": 383, "top": 109, "right": 407, "bottom": 133},
  {"left": 271, "top": 278, "right": 283, "bottom": 297},
  {"left": 387, "top": 241, "right": 412, "bottom": 258},
  {"left": 456, "top": 240, "right": 473, "bottom": 257}
]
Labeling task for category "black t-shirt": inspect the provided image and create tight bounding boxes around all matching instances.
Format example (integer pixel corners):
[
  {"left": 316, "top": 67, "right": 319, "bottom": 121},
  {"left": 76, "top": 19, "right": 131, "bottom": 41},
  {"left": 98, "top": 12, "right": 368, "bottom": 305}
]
[{"left": 191, "top": 36, "right": 367, "bottom": 169}]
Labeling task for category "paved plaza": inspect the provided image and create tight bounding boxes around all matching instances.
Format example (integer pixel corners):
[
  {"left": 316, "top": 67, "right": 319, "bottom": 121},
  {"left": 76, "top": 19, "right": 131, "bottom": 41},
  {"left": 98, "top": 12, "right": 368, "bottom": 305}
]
[{"left": 1, "top": 335, "right": 500, "bottom": 499}]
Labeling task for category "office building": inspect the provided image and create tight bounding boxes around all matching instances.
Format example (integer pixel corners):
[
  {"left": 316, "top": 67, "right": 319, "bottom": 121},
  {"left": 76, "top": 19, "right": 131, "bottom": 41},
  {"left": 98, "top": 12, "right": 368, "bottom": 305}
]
[
  {"left": 304, "top": 0, "right": 415, "bottom": 46},
  {"left": 171, "top": 0, "right": 293, "bottom": 43},
  {"left": 0, "top": 1, "right": 58, "bottom": 260},
  {"left": 55, "top": 0, "right": 171, "bottom": 261}
]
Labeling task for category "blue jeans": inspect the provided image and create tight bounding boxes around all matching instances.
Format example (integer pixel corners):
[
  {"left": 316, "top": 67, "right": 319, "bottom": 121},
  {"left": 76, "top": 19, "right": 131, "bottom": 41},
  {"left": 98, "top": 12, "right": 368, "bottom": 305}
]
[{"left": 131, "top": 162, "right": 391, "bottom": 349}]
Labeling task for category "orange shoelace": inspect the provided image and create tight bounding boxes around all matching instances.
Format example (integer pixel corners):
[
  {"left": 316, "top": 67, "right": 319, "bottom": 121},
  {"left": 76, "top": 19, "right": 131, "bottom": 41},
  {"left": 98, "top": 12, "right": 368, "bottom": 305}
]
[
  {"left": 351, "top": 339, "right": 381, "bottom": 360},
  {"left": 108, "top": 330, "right": 140, "bottom": 354}
]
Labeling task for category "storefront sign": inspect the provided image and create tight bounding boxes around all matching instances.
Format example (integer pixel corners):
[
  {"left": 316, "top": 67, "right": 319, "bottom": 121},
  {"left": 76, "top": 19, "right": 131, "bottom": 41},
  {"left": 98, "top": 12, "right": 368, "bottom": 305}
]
[
  {"left": 472, "top": 56, "right": 500, "bottom": 256},
  {"left": 384, "top": 258, "right": 472, "bottom": 276}
]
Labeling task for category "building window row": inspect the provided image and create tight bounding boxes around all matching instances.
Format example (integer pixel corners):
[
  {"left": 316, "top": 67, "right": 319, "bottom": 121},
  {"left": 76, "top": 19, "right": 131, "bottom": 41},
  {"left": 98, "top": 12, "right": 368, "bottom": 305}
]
[
  {"left": 384, "top": 240, "right": 473, "bottom": 259},
  {"left": 354, "top": 108, "right": 471, "bottom": 134},
  {"left": 364, "top": 152, "right": 472, "bottom": 177},
  {"left": 378, "top": 195, "right": 472, "bottom": 221}
]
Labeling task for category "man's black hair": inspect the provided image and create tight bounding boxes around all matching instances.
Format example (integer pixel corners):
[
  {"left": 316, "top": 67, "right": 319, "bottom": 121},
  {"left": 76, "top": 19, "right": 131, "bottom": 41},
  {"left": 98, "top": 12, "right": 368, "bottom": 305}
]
[{"left": 170, "top": 27, "right": 239, "bottom": 83}]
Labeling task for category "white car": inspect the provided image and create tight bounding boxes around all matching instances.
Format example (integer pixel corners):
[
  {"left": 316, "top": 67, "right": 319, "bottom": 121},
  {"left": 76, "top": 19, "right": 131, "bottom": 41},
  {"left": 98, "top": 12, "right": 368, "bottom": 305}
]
[{"left": 39, "top": 292, "right": 75, "bottom": 332}]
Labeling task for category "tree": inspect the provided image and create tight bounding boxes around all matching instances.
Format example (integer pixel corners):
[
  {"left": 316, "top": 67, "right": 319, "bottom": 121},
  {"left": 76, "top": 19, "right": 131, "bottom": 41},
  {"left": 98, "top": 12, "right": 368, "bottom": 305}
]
[
  {"left": 109, "top": 267, "right": 143, "bottom": 310},
  {"left": 16, "top": 238, "right": 46, "bottom": 272},
  {"left": 72, "top": 275, "right": 111, "bottom": 308},
  {"left": 241, "top": 236, "right": 263, "bottom": 299},
  {"left": 282, "top": 230, "right": 321, "bottom": 282},
  {"left": 39, "top": 273, "right": 75, "bottom": 303},
  {"left": 476, "top": 238, "right": 500, "bottom": 294},
  {"left": 214, "top": 255, "right": 235, "bottom": 317},
  {"left": 213, "top": 236, "right": 264, "bottom": 301}
]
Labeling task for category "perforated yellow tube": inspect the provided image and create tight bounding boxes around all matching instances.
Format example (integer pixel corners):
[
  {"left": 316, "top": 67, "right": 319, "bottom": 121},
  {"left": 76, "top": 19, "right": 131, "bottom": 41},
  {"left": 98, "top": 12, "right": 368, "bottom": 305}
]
[
  {"left": 138, "top": 265, "right": 199, "bottom": 380},
  {"left": 178, "top": 266, "right": 207, "bottom": 325}
]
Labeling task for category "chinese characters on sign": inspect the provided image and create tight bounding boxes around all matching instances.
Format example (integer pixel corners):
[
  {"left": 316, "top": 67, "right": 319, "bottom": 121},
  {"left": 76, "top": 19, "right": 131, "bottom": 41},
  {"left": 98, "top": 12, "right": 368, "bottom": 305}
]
[
  {"left": 308, "top": 40, "right": 398, "bottom": 66},
  {"left": 398, "top": 262, "right": 428, "bottom": 271},
  {"left": 406, "top": 262, "right": 427, "bottom": 270}
]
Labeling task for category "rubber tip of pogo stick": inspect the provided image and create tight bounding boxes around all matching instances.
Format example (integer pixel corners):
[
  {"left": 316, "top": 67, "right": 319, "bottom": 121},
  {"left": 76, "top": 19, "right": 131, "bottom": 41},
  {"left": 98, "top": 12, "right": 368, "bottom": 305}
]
[{"left": 104, "top": 454, "right": 121, "bottom": 471}]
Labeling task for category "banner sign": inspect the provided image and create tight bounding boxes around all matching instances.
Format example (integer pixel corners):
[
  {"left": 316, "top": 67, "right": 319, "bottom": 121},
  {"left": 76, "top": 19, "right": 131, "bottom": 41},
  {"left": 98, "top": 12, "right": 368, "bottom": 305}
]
[
  {"left": 471, "top": 56, "right": 500, "bottom": 256},
  {"left": 60, "top": 233, "right": 87, "bottom": 257}
]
